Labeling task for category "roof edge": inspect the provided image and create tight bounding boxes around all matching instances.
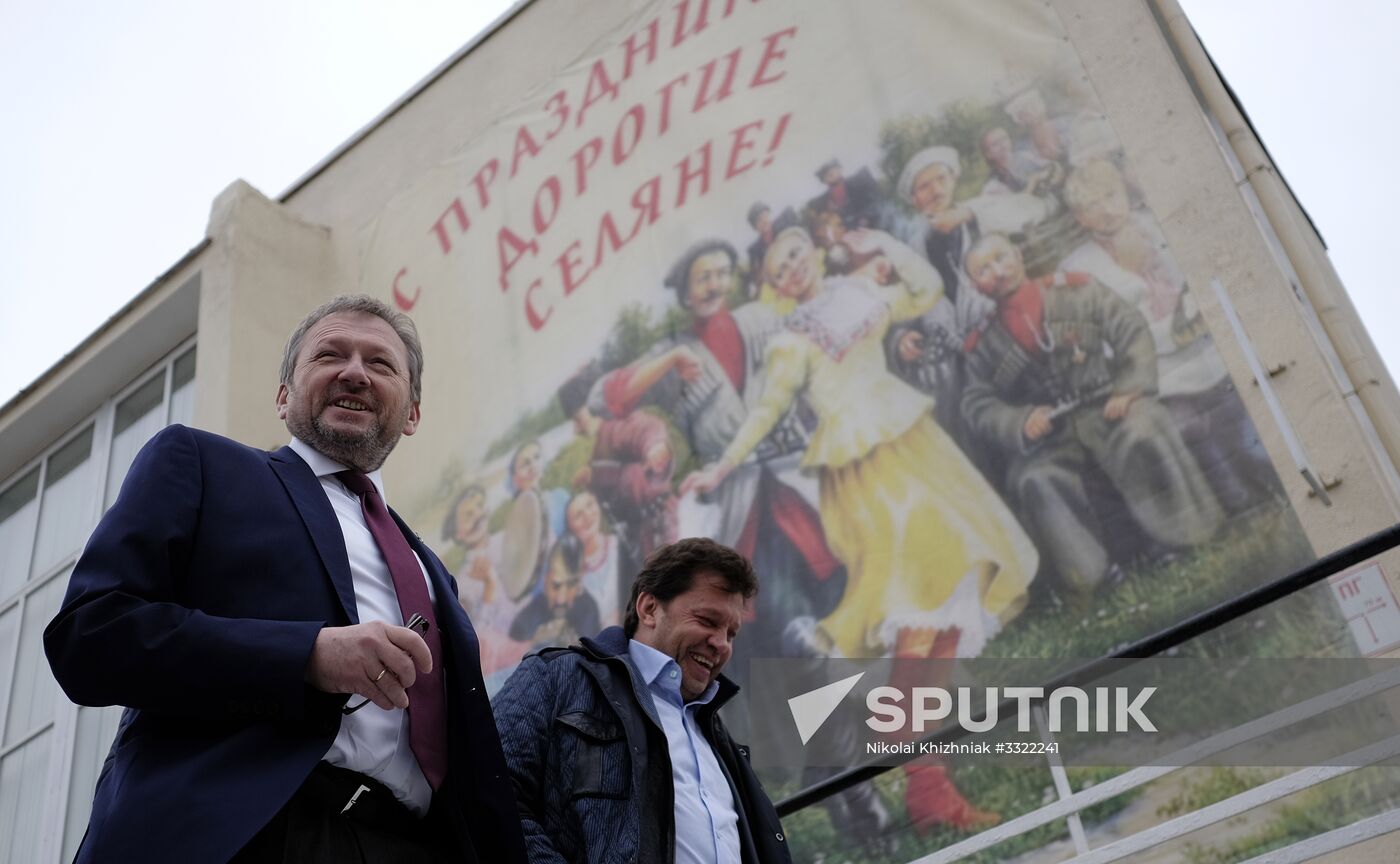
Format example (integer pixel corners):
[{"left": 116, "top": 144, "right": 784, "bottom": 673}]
[
  {"left": 276, "top": 0, "right": 538, "bottom": 204},
  {"left": 0, "top": 238, "right": 210, "bottom": 421}
]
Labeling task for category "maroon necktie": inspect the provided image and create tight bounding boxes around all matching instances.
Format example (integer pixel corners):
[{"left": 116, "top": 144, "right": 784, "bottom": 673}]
[{"left": 337, "top": 470, "right": 448, "bottom": 790}]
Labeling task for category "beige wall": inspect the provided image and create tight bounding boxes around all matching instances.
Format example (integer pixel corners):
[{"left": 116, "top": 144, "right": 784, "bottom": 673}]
[
  {"left": 170, "top": 0, "right": 1394, "bottom": 555},
  {"left": 4, "top": 2, "right": 1399, "bottom": 858},
  {"left": 1055, "top": 0, "right": 1398, "bottom": 555},
  {"left": 4, "top": 0, "right": 1365, "bottom": 561},
  {"left": 196, "top": 180, "right": 342, "bottom": 449},
  {"left": 7, "top": 0, "right": 1395, "bottom": 545}
]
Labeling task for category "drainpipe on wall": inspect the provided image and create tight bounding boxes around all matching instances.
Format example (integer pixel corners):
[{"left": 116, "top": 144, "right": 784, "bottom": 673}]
[{"left": 1150, "top": 0, "right": 1400, "bottom": 514}]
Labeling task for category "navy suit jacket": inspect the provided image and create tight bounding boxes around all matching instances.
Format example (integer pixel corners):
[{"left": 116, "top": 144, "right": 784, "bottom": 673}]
[{"left": 44, "top": 425, "right": 529, "bottom": 864}]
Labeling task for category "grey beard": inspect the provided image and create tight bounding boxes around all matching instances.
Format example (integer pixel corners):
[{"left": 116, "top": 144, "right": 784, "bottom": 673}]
[{"left": 286, "top": 410, "right": 400, "bottom": 473}]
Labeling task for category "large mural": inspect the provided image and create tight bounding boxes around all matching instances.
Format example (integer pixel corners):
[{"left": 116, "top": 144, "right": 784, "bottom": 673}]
[{"left": 360, "top": 0, "right": 1315, "bottom": 691}]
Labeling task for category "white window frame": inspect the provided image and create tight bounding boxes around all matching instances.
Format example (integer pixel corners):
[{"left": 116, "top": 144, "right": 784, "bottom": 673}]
[{"left": 0, "top": 335, "right": 196, "bottom": 864}]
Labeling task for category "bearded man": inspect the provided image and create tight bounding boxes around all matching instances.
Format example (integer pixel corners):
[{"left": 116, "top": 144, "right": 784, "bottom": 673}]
[{"left": 45, "top": 295, "right": 527, "bottom": 864}]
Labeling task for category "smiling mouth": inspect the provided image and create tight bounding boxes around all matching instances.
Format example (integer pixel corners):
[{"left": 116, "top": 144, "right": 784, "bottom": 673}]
[
  {"left": 329, "top": 398, "right": 371, "bottom": 412},
  {"left": 688, "top": 652, "right": 715, "bottom": 671}
]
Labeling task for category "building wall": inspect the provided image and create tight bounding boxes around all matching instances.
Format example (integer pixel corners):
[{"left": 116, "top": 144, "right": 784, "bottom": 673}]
[{"left": 1, "top": 0, "right": 1398, "bottom": 860}]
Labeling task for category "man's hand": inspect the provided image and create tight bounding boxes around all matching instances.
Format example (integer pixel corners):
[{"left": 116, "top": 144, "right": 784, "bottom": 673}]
[
  {"left": 1023, "top": 406, "right": 1054, "bottom": 442},
  {"left": 843, "top": 228, "right": 900, "bottom": 257},
  {"left": 467, "top": 554, "right": 497, "bottom": 604},
  {"left": 305, "top": 622, "right": 432, "bottom": 711},
  {"left": 645, "top": 440, "right": 672, "bottom": 474},
  {"left": 1103, "top": 392, "right": 1140, "bottom": 422},
  {"left": 930, "top": 206, "right": 973, "bottom": 234},
  {"left": 897, "top": 330, "right": 926, "bottom": 363},
  {"left": 669, "top": 346, "right": 704, "bottom": 382},
  {"left": 680, "top": 460, "right": 734, "bottom": 497}
]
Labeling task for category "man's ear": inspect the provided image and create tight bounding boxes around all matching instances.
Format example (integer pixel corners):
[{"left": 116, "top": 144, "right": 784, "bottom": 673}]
[
  {"left": 275, "top": 384, "right": 289, "bottom": 419},
  {"left": 635, "top": 592, "right": 659, "bottom": 630},
  {"left": 401, "top": 402, "right": 421, "bottom": 436}
]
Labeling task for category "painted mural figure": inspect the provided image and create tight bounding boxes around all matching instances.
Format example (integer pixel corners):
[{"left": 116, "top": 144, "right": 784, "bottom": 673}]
[
  {"left": 558, "top": 366, "right": 679, "bottom": 561},
  {"left": 805, "top": 158, "right": 884, "bottom": 233},
  {"left": 961, "top": 233, "right": 1223, "bottom": 594},
  {"left": 885, "top": 144, "right": 1060, "bottom": 453},
  {"left": 683, "top": 226, "right": 1038, "bottom": 659},
  {"left": 443, "top": 484, "right": 530, "bottom": 675},
  {"left": 978, "top": 125, "right": 1062, "bottom": 198},
  {"left": 594, "top": 240, "right": 846, "bottom": 661},
  {"left": 508, "top": 533, "right": 601, "bottom": 650},
  {"left": 499, "top": 438, "right": 569, "bottom": 592},
  {"left": 1060, "top": 159, "right": 1281, "bottom": 514},
  {"left": 563, "top": 489, "right": 628, "bottom": 628},
  {"left": 746, "top": 202, "right": 777, "bottom": 297},
  {"left": 898, "top": 144, "right": 1058, "bottom": 318}
]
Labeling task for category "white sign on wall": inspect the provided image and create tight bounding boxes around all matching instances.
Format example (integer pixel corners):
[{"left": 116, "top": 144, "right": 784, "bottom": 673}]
[{"left": 1331, "top": 563, "right": 1400, "bottom": 656}]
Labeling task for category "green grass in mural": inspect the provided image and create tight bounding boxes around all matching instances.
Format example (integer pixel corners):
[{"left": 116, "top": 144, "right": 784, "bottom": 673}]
[
  {"left": 980, "top": 503, "right": 1335, "bottom": 661},
  {"left": 778, "top": 504, "right": 1350, "bottom": 863}
]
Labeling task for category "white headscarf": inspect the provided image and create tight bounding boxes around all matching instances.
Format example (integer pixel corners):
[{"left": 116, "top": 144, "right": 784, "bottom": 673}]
[{"left": 896, "top": 146, "right": 961, "bottom": 203}]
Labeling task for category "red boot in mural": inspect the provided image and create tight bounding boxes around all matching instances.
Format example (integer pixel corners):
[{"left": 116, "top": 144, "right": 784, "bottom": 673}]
[
  {"left": 904, "top": 761, "right": 1000, "bottom": 834},
  {"left": 893, "top": 625, "right": 1001, "bottom": 834}
]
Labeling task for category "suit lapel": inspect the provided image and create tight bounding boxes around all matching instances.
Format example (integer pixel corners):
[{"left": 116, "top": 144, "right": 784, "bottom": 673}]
[{"left": 269, "top": 447, "right": 358, "bottom": 624}]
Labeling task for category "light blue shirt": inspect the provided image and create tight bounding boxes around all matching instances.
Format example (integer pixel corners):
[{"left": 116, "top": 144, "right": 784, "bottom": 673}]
[{"left": 628, "top": 639, "right": 741, "bottom": 864}]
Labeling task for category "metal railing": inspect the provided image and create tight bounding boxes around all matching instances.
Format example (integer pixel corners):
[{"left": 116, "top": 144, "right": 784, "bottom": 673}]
[{"left": 775, "top": 522, "right": 1400, "bottom": 862}]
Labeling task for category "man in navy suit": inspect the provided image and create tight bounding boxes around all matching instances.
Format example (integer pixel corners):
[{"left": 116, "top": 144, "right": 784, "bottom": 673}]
[{"left": 44, "top": 295, "right": 528, "bottom": 863}]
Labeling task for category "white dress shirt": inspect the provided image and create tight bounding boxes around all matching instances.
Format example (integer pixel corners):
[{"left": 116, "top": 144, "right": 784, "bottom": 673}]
[{"left": 289, "top": 438, "right": 437, "bottom": 814}]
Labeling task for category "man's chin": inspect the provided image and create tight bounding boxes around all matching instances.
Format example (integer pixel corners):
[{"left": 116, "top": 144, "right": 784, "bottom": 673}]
[{"left": 307, "top": 422, "right": 398, "bottom": 472}]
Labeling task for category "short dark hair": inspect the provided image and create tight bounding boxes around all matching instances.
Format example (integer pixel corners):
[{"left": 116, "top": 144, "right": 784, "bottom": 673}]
[
  {"left": 280, "top": 294, "right": 424, "bottom": 401},
  {"left": 623, "top": 537, "right": 758, "bottom": 637},
  {"left": 663, "top": 239, "right": 738, "bottom": 304},
  {"left": 549, "top": 532, "right": 585, "bottom": 576},
  {"left": 746, "top": 202, "right": 770, "bottom": 228}
]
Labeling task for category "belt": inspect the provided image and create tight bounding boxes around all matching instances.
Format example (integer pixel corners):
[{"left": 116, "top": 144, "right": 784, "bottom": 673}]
[{"left": 300, "top": 762, "right": 422, "bottom": 835}]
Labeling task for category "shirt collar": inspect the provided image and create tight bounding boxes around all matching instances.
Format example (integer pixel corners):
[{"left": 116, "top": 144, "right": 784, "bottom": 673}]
[
  {"left": 627, "top": 638, "right": 720, "bottom": 705},
  {"left": 288, "top": 438, "right": 387, "bottom": 500}
]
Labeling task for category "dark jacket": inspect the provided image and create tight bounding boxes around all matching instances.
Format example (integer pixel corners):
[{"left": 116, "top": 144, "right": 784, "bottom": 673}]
[
  {"left": 493, "top": 626, "right": 793, "bottom": 864},
  {"left": 44, "top": 426, "right": 528, "bottom": 864}
]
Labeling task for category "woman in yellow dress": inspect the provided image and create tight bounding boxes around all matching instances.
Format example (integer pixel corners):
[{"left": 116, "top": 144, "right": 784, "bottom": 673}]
[{"left": 682, "top": 226, "right": 1037, "bottom": 659}]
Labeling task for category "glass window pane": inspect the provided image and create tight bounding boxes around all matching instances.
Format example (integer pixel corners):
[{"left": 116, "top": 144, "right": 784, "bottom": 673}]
[
  {"left": 0, "top": 730, "right": 52, "bottom": 864},
  {"left": 0, "top": 469, "right": 39, "bottom": 602},
  {"left": 5, "top": 572, "right": 68, "bottom": 745},
  {"left": 31, "top": 427, "right": 95, "bottom": 578},
  {"left": 106, "top": 376, "right": 167, "bottom": 510},
  {"left": 64, "top": 705, "right": 124, "bottom": 861},
  {"left": 168, "top": 348, "right": 196, "bottom": 428},
  {"left": 0, "top": 606, "right": 17, "bottom": 731}
]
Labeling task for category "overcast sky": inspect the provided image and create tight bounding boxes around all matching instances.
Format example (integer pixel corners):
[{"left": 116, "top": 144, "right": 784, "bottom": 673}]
[{"left": 1, "top": 0, "right": 1395, "bottom": 406}]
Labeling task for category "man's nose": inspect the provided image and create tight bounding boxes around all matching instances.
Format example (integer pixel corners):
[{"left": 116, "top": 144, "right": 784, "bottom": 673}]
[{"left": 338, "top": 354, "right": 371, "bottom": 386}]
